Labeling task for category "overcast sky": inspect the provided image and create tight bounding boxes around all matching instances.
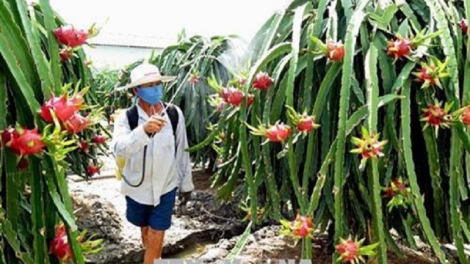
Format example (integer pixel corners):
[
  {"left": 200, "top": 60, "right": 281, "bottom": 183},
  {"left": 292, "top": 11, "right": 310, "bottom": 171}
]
[{"left": 47, "top": 0, "right": 291, "bottom": 44}]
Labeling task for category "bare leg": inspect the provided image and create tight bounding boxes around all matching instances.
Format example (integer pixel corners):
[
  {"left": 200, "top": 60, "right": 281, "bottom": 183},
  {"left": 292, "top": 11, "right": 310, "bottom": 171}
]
[
  {"left": 144, "top": 227, "right": 165, "bottom": 264},
  {"left": 141, "top": 226, "right": 149, "bottom": 248}
]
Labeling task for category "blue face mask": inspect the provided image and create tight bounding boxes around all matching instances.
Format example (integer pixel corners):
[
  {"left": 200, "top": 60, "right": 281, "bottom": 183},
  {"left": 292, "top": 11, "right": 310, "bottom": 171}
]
[{"left": 137, "top": 84, "right": 163, "bottom": 105}]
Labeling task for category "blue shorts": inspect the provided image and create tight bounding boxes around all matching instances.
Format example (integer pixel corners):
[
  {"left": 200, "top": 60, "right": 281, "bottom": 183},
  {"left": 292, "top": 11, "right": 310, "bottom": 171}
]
[{"left": 125, "top": 188, "right": 177, "bottom": 230}]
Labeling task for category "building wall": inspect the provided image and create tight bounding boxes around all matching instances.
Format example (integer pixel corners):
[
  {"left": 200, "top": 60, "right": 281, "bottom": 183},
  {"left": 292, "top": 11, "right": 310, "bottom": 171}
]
[{"left": 84, "top": 45, "right": 162, "bottom": 69}]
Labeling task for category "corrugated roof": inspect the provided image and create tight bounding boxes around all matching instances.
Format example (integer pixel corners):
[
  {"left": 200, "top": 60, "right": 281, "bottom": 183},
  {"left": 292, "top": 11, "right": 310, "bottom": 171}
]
[{"left": 88, "top": 33, "right": 175, "bottom": 49}]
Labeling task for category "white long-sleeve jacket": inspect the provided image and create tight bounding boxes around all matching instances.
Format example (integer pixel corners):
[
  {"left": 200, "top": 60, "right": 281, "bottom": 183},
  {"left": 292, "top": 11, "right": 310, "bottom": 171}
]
[{"left": 111, "top": 103, "right": 194, "bottom": 206}]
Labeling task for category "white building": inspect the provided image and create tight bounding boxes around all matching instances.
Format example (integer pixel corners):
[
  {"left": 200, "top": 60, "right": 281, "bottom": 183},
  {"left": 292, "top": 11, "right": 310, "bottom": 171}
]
[
  {"left": 84, "top": 34, "right": 166, "bottom": 69},
  {"left": 48, "top": 0, "right": 291, "bottom": 69}
]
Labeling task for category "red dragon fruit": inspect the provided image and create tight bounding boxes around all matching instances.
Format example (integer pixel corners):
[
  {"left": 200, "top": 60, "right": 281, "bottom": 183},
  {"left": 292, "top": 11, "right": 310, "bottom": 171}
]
[
  {"left": 460, "top": 19, "right": 468, "bottom": 34},
  {"left": 0, "top": 127, "right": 14, "bottom": 148},
  {"left": 310, "top": 37, "right": 345, "bottom": 62},
  {"left": 291, "top": 215, "right": 313, "bottom": 238},
  {"left": 78, "top": 140, "right": 89, "bottom": 152},
  {"left": 59, "top": 48, "right": 73, "bottom": 61},
  {"left": 287, "top": 106, "right": 320, "bottom": 135},
  {"left": 279, "top": 214, "right": 314, "bottom": 241},
  {"left": 386, "top": 37, "right": 412, "bottom": 60},
  {"left": 248, "top": 121, "right": 292, "bottom": 144},
  {"left": 326, "top": 40, "right": 345, "bottom": 61},
  {"left": 220, "top": 87, "right": 252, "bottom": 107},
  {"left": 6, "top": 127, "right": 45, "bottom": 157},
  {"left": 264, "top": 123, "right": 292, "bottom": 143},
  {"left": 53, "top": 25, "right": 88, "bottom": 48},
  {"left": 413, "top": 60, "right": 449, "bottom": 89},
  {"left": 461, "top": 107, "right": 470, "bottom": 125},
  {"left": 414, "top": 66, "right": 437, "bottom": 86},
  {"left": 421, "top": 101, "right": 453, "bottom": 136},
  {"left": 384, "top": 178, "right": 412, "bottom": 211},
  {"left": 40, "top": 94, "right": 83, "bottom": 124},
  {"left": 384, "top": 179, "right": 407, "bottom": 199},
  {"left": 336, "top": 238, "right": 360, "bottom": 263},
  {"left": 253, "top": 72, "right": 273, "bottom": 91},
  {"left": 227, "top": 90, "right": 244, "bottom": 106},
  {"left": 422, "top": 104, "right": 446, "bottom": 126},
  {"left": 246, "top": 94, "right": 254, "bottom": 107},
  {"left": 63, "top": 113, "right": 89, "bottom": 134},
  {"left": 384, "top": 186, "right": 395, "bottom": 199},
  {"left": 91, "top": 135, "right": 106, "bottom": 144},
  {"left": 220, "top": 88, "right": 231, "bottom": 102},
  {"left": 336, "top": 237, "right": 378, "bottom": 263},
  {"left": 50, "top": 222, "right": 104, "bottom": 262},
  {"left": 49, "top": 224, "right": 73, "bottom": 262},
  {"left": 297, "top": 115, "right": 319, "bottom": 133},
  {"left": 350, "top": 127, "right": 388, "bottom": 169},
  {"left": 221, "top": 87, "right": 243, "bottom": 106},
  {"left": 86, "top": 165, "right": 99, "bottom": 176}
]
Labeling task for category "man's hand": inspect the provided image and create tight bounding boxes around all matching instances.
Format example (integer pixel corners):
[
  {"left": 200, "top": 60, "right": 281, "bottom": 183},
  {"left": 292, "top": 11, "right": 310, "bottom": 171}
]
[
  {"left": 177, "top": 191, "right": 192, "bottom": 215},
  {"left": 143, "top": 115, "right": 166, "bottom": 135}
]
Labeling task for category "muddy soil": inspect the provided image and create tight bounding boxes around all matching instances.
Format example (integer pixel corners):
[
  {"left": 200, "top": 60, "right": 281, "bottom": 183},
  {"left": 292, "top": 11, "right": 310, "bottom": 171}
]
[
  {"left": 251, "top": 236, "right": 439, "bottom": 264},
  {"left": 188, "top": 225, "right": 440, "bottom": 264},
  {"left": 192, "top": 170, "right": 215, "bottom": 190}
]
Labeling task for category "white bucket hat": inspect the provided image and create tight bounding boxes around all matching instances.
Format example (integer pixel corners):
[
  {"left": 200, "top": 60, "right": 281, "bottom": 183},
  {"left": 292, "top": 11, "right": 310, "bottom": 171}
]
[{"left": 115, "top": 63, "right": 176, "bottom": 91}]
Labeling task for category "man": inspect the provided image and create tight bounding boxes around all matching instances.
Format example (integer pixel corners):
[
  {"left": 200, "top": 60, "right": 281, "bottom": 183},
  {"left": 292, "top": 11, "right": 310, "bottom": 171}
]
[{"left": 111, "top": 62, "right": 194, "bottom": 263}]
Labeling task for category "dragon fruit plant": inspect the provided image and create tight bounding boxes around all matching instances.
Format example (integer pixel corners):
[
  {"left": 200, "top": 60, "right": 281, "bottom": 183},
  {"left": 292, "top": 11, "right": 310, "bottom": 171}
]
[
  {"left": 280, "top": 214, "right": 314, "bottom": 243},
  {"left": 286, "top": 105, "right": 321, "bottom": 136},
  {"left": 350, "top": 127, "right": 388, "bottom": 170},
  {"left": 310, "top": 37, "right": 346, "bottom": 62},
  {"left": 49, "top": 222, "right": 103, "bottom": 263},
  {"left": 335, "top": 237, "right": 379, "bottom": 263},
  {"left": 247, "top": 121, "right": 292, "bottom": 144},
  {"left": 383, "top": 178, "right": 412, "bottom": 212},
  {"left": 186, "top": 1, "right": 470, "bottom": 263},
  {"left": 412, "top": 58, "right": 449, "bottom": 89},
  {"left": 53, "top": 24, "right": 99, "bottom": 62},
  {"left": 252, "top": 72, "right": 274, "bottom": 91},
  {"left": 0, "top": 1, "right": 106, "bottom": 263}
]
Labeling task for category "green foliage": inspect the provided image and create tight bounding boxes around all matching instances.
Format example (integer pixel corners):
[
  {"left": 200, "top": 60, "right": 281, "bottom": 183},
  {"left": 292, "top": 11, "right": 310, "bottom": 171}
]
[
  {"left": 0, "top": 1, "right": 105, "bottom": 263},
  {"left": 193, "top": 0, "right": 470, "bottom": 263}
]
